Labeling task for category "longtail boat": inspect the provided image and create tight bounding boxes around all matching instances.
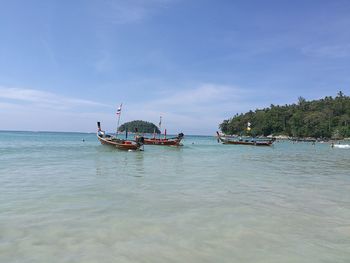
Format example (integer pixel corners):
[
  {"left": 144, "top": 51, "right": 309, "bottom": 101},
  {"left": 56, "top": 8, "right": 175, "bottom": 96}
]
[
  {"left": 332, "top": 143, "right": 350, "bottom": 149},
  {"left": 97, "top": 122, "right": 144, "bottom": 151},
  {"left": 216, "top": 131, "right": 274, "bottom": 146},
  {"left": 142, "top": 132, "right": 184, "bottom": 146},
  {"left": 137, "top": 116, "right": 184, "bottom": 146}
]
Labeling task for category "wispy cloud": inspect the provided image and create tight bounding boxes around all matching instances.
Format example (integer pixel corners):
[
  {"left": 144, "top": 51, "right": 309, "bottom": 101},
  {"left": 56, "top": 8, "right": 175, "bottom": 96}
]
[
  {"left": 0, "top": 84, "right": 272, "bottom": 134},
  {"left": 301, "top": 44, "right": 350, "bottom": 59},
  {"left": 94, "top": 50, "right": 113, "bottom": 72},
  {"left": 143, "top": 83, "right": 247, "bottom": 115},
  {"left": 0, "top": 102, "right": 20, "bottom": 110},
  {"left": 0, "top": 86, "right": 110, "bottom": 111},
  {"left": 122, "top": 83, "right": 250, "bottom": 134},
  {"left": 152, "top": 84, "right": 241, "bottom": 106},
  {"left": 100, "top": 0, "right": 175, "bottom": 24},
  {"left": 0, "top": 86, "right": 114, "bottom": 132},
  {"left": 40, "top": 37, "right": 58, "bottom": 67}
]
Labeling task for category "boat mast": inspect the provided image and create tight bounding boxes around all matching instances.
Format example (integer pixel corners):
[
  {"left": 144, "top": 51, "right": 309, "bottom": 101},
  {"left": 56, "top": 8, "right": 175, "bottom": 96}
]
[
  {"left": 159, "top": 116, "right": 162, "bottom": 139},
  {"left": 116, "top": 103, "right": 122, "bottom": 137}
]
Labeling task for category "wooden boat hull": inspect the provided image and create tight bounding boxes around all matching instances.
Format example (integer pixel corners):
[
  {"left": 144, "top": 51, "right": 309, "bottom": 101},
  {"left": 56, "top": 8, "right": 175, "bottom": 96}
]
[
  {"left": 97, "top": 134, "right": 142, "bottom": 151},
  {"left": 221, "top": 139, "right": 273, "bottom": 146},
  {"left": 143, "top": 138, "right": 182, "bottom": 146},
  {"left": 216, "top": 132, "right": 274, "bottom": 146}
]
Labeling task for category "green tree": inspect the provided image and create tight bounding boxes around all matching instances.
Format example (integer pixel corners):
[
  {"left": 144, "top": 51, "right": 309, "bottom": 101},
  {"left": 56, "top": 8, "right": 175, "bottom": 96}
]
[
  {"left": 219, "top": 92, "right": 350, "bottom": 139},
  {"left": 119, "top": 120, "right": 161, "bottom": 133}
]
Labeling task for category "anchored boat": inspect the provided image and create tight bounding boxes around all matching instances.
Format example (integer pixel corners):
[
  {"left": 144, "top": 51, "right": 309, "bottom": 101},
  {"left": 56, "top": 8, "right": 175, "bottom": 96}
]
[
  {"left": 332, "top": 143, "right": 350, "bottom": 149},
  {"left": 138, "top": 116, "right": 184, "bottom": 146},
  {"left": 142, "top": 132, "right": 184, "bottom": 146},
  {"left": 216, "top": 132, "right": 275, "bottom": 146},
  {"left": 97, "top": 122, "right": 144, "bottom": 151}
]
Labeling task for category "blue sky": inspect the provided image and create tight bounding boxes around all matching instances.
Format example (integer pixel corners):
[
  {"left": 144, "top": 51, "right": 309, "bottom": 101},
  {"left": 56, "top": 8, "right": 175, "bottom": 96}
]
[{"left": 1, "top": 0, "right": 350, "bottom": 134}]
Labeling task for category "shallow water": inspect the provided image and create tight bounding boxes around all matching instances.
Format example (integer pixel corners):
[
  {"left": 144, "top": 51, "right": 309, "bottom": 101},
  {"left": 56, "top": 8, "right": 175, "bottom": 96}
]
[{"left": 0, "top": 131, "right": 349, "bottom": 262}]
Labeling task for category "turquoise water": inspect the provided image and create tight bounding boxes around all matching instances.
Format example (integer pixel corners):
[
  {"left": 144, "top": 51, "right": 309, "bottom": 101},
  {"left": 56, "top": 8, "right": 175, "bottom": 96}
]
[{"left": 0, "top": 131, "right": 349, "bottom": 263}]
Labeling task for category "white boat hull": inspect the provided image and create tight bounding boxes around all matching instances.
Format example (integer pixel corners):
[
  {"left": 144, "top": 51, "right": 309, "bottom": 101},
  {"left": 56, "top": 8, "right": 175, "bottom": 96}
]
[{"left": 334, "top": 144, "right": 350, "bottom": 149}]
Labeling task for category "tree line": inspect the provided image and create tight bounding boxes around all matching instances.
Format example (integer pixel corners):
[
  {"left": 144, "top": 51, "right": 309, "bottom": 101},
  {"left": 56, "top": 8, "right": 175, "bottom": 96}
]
[{"left": 219, "top": 92, "right": 350, "bottom": 139}]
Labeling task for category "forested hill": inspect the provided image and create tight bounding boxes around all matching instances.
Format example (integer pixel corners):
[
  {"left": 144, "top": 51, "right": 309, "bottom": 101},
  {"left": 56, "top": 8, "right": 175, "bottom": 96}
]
[
  {"left": 118, "top": 120, "right": 161, "bottom": 134},
  {"left": 219, "top": 92, "right": 350, "bottom": 139}
]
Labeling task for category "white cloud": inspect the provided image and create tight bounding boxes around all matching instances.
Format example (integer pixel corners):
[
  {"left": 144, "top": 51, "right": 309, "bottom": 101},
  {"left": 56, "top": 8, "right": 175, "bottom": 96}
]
[
  {"left": 122, "top": 83, "right": 250, "bottom": 134},
  {"left": 0, "top": 102, "right": 19, "bottom": 110},
  {"left": 0, "top": 86, "right": 109, "bottom": 110},
  {"left": 100, "top": 0, "right": 175, "bottom": 25},
  {"left": 302, "top": 44, "right": 350, "bottom": 59},
  {"left": 151, "top": 84, "right": 239, "bottom": 106},
  {"left": 149, "top": 83, "right": 247, "bottom": 115},
  {"left": 94, "top": 50, "right": 113, "bottom": 72},
  {"left": 0, "top": 84, "right": 252, "bottom": 135},
  {"left": 0, "top": 86, "right": 113, "bottom": 132}
]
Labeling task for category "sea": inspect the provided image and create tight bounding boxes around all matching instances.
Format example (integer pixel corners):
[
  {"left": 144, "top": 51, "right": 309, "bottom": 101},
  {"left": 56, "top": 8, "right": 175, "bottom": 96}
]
[{"left": 0, "top": 131, "right": 349, "bottom": 263}]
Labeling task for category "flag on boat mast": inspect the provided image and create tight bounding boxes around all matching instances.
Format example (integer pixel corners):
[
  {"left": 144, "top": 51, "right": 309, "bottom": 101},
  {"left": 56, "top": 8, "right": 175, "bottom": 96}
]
[
  {"left": 116, "top": 104, "right": 122, "bottom": 116},
  {"left": 116, "top": 103, "right": 123, "bottom": 135}
]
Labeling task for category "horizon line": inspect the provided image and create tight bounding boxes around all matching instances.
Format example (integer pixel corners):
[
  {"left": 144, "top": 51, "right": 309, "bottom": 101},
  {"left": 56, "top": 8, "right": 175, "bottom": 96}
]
[{"left": 0, "top": 129, "right": 215, "bottom": 136}]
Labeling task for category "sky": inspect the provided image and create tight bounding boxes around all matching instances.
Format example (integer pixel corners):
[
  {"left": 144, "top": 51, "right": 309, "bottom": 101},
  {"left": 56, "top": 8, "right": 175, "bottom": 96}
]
[{"left": 0, "top": 0, "right": 350, "bottom": 135}]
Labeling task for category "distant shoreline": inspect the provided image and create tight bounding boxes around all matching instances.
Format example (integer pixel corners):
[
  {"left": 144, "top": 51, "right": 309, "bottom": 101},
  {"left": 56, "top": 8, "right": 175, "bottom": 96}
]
[
  {"left": 0, "top": 130, "right": 214, "bottom": 137},
  {"left": 219, "top": 133, "right": 350, "bottom": 142}
]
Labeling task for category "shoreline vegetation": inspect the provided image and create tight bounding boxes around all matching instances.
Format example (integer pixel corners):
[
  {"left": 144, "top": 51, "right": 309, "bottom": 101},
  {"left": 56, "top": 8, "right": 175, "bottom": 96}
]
[{"left": 219, "top": 92, "right": 350, "bottom": 140}]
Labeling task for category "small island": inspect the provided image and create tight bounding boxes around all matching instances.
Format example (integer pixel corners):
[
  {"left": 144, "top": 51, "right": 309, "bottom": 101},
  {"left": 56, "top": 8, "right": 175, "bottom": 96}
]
[
  {"left": 118, "top": 120, "right": 161, "bottom": 134},
  {"left": 219, "top": 91, "right": 350, "bottom": 139}
]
